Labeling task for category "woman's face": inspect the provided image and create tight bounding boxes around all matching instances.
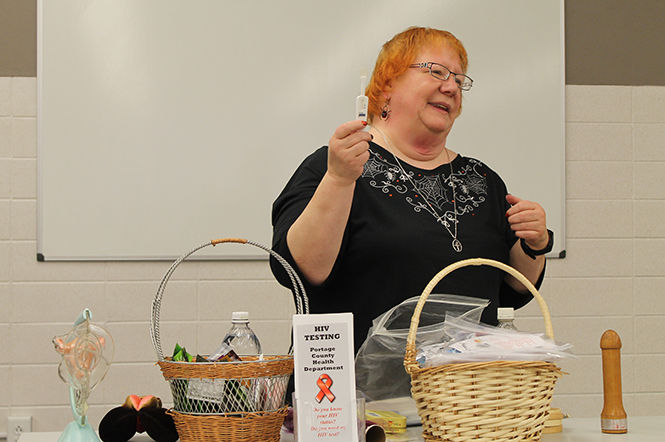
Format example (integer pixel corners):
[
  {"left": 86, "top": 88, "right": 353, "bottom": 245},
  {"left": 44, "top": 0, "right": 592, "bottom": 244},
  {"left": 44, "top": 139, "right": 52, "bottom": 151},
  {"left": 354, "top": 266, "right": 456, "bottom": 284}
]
[{"left": 386, "top": 44, "right": 464, "bottom": 138}]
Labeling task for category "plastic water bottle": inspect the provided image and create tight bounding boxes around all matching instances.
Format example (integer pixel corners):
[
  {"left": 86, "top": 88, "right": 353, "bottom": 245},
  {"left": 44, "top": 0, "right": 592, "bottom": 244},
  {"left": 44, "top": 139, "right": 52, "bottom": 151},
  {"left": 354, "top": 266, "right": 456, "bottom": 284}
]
[
  {"left": 497, "top": 307, "right": 518, "bottom": 330},
  {"left": 222, "top": 311, "right": 262, "bottom": 356}
]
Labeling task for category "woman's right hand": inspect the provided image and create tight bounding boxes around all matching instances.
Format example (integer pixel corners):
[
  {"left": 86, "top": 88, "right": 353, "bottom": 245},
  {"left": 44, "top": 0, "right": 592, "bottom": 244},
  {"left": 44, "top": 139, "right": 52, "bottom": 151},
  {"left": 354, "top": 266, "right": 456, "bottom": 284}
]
[
  {"left": 286, "top": 120, "right": 371, "bottom": 285},
  {"left": 327, "top": 120, "right": 372, "bottom": 185}
]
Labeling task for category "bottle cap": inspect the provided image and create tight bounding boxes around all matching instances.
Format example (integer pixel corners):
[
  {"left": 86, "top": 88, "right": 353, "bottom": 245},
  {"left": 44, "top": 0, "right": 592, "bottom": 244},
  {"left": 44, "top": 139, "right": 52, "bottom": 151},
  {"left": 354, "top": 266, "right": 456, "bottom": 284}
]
[
  {"left": 497, "top": 307, "right": 515, "bottom": 321},
  {"left": 232, "top": 311, "right": 249, "bottom": 322}
]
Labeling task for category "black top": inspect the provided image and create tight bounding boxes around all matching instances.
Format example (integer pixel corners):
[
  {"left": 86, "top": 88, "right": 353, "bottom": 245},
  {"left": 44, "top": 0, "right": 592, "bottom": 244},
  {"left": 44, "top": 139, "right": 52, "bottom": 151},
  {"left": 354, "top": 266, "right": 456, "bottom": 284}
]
[{"left": 270, "top": 142, "right": 539, "bottom": 351}]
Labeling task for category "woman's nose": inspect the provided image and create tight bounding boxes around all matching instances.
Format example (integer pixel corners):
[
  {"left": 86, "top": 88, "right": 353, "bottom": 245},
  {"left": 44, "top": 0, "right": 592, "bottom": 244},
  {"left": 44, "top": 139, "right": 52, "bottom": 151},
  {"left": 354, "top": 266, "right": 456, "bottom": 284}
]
[{"left": 439, "top": 76, "right": 459, "bottom": 94}]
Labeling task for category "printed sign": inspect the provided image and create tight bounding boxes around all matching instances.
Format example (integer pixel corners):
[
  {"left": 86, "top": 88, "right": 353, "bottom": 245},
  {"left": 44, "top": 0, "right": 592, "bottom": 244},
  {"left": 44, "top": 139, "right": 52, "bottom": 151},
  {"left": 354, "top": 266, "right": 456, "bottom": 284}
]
[{"left": 292, "top": 313, "right": 358, "bottom": 442}]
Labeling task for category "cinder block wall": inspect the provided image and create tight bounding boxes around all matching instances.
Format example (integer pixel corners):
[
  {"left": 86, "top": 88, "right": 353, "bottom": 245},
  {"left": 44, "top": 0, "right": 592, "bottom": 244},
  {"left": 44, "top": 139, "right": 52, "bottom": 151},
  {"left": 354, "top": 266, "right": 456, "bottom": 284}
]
[{"left": 517, "top": 85, "right": 665, "bottom": 416}]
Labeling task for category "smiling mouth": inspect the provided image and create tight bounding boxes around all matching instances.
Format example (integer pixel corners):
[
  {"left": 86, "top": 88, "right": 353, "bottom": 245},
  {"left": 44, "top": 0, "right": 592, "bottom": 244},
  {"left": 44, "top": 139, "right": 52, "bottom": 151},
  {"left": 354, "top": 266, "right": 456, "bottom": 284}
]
[{"left": 430, "top": 103, "right": 450, "bottom": 112}]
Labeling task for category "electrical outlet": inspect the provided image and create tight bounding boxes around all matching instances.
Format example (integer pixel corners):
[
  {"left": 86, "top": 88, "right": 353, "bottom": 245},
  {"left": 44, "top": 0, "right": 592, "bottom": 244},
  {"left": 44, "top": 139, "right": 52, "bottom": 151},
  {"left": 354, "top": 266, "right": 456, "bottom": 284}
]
[{"left": 7, "top": 416, "right": 32, "bottom": 442}]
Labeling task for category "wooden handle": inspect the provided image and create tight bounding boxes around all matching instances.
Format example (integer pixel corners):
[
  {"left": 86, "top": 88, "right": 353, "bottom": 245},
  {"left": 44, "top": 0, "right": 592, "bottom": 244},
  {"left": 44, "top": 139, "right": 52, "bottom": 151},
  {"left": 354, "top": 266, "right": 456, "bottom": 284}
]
[
  {"left": 600, "top": 329, "right": 627, "bottom": 433},
  {"left": 211, "top": 238, "right": 248, "bottom": 245}
]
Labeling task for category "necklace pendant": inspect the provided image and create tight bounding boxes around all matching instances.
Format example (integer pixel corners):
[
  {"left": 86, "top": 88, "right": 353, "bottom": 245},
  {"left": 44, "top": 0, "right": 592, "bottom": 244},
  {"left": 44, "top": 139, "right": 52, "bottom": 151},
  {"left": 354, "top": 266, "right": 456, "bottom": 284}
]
[{"left": 452, "top": 239, "right": 463, "bottom": 253}]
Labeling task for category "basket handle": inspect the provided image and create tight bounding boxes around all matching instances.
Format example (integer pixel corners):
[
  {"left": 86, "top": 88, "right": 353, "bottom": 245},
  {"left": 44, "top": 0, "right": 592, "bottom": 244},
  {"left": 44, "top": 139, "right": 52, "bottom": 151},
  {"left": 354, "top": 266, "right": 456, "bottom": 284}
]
[
  {"left": 211, "top": 238, "right": 248, "bottom": 245},
  {"left": 150, "top": 238, "right": 309, "bottom": 361},
  {"left": 403, "top": 258, "right": 553, "bottom": 374}
]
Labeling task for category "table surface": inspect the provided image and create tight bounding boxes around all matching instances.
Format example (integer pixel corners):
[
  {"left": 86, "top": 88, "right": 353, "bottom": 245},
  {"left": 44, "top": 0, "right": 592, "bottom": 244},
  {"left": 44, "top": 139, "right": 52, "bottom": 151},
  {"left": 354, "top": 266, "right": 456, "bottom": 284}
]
[
  {"left": 397, "top": 417, "right": 663, "bottom": 442},
  {"left": 540, "top": 416, "right": 664, "bottom": 442},
  {"left": 19, "top": 416, "right": 664, "bottom": 441},
  {"left": 384, "top": 417, "right": 664, "bottom": 442}
]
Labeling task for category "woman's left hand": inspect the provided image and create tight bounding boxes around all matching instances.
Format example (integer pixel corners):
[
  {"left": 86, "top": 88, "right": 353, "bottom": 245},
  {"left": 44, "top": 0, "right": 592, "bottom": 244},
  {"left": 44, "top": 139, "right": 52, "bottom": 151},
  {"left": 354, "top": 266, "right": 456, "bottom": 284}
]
[{"left": 505, "top": 194, "right": 549, "bottom": 250}]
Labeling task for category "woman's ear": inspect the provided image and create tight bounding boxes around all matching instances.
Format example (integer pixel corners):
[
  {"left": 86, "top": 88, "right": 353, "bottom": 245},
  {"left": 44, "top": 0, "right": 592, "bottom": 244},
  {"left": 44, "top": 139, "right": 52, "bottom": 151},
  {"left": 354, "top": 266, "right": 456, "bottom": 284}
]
[{"left": 381, "top": 91, "right": 392, "bottom": 106}]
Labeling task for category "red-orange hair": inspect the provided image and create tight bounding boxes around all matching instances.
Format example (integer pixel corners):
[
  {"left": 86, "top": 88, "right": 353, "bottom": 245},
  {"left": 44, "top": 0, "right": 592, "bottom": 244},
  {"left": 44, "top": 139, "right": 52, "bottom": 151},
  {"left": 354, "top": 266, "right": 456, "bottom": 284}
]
[{"left": 366, "top": 27, "right": 469, "bottom": 122}]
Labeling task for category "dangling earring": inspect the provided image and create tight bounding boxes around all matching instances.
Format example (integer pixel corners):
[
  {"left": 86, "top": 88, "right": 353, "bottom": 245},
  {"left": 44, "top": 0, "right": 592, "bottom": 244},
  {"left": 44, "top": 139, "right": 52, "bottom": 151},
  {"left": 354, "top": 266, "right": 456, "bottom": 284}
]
[{"left": 380, "top": 98, "right": 391, "bottom": 120}]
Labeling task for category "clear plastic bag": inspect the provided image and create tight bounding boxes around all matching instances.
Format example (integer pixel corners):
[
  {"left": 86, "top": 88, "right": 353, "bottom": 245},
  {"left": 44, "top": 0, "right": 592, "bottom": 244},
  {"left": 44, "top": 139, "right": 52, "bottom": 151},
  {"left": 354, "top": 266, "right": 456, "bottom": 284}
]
[
  {"left": 354, "top": 294, "right": 488, "bottom": 401},
  {"left": 416, "top": 314, "right": 575, "bottom": 367}
]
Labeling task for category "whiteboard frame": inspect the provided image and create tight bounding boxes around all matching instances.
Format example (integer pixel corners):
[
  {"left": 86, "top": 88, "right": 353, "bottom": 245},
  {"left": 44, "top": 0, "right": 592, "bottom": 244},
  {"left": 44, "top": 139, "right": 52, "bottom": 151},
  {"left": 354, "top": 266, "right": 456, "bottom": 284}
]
[{"left": 37, "top": 0, "right": 566, "bottom": 261}]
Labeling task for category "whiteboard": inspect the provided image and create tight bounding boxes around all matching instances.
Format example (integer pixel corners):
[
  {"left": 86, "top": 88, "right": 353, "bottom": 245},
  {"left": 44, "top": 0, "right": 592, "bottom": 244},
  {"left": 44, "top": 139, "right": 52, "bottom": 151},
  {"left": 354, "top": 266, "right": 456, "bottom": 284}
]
[{"left": 37, "top": 0, "right": 565, "bottom": 260}]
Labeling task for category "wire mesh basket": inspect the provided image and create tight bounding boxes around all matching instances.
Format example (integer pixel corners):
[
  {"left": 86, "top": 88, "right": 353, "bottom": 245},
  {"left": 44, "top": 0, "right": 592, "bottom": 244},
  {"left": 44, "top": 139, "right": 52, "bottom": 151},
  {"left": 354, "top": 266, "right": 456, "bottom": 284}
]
[
  {"left": 150, "top": 238, "right": 308, "bottom": 441},
  {"left": 404, "top": 258, "right": 563, "bottom": 442}
]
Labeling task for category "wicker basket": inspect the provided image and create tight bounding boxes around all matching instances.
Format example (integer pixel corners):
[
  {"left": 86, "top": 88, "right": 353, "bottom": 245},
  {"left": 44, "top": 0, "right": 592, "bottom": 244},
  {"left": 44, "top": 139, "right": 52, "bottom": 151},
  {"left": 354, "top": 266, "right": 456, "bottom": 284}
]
[
  {"left": 150, "top": 238, "right": 308, "bottom": 441},
  {"left": 404, "top": 258, "right": 563, "bottom": 442}
]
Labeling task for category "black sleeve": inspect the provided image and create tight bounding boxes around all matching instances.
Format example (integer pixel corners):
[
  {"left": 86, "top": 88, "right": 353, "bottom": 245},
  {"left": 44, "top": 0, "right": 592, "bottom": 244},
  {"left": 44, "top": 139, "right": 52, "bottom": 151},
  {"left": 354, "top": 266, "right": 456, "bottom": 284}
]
[
  {"left": 499, "top": 260, "right": 545, "bottom": 309},
  {"left": 495, "top": 170, "right": 545, "bottom": 309},
  {"left": 269, "top": 147, "right": 328, "bottom": 289}
]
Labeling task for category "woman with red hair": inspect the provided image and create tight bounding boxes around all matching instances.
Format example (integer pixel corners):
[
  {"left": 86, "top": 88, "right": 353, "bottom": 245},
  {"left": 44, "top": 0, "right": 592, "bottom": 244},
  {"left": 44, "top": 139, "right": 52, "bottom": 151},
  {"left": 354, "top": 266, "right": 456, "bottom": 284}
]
[{"left": 271, "top": 27, "right": 552, "bottom": 351}]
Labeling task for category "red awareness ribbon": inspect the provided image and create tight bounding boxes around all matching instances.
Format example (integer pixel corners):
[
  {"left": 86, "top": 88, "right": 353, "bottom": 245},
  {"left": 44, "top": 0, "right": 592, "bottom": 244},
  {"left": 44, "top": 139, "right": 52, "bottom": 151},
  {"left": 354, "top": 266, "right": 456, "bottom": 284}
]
[{"left": 315, "top": 374, "right": 335, "bottom": 403}]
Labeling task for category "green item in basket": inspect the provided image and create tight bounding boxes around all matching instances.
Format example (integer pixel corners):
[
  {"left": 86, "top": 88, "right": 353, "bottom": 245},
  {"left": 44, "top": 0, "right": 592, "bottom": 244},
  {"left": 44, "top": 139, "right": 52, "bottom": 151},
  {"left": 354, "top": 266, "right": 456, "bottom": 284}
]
[
  {"left": 172, "top": 343, "right": 194, "bottom": 362},
  {"left": 172, "top": 344, "right": 184, "bottom": 361},
  {"left": 170, "top": 343, "right": 253, "bottom": 413},
  {"left": 224, "top": 380, "right": 253, "bottom": 412}
]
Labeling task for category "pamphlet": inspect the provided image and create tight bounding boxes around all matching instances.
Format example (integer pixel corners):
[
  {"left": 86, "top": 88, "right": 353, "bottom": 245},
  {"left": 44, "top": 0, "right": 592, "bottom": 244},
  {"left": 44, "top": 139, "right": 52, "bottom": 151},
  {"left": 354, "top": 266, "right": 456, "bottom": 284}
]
[{"left": 292, "top": 313, "right": 358, "bottom": 442}]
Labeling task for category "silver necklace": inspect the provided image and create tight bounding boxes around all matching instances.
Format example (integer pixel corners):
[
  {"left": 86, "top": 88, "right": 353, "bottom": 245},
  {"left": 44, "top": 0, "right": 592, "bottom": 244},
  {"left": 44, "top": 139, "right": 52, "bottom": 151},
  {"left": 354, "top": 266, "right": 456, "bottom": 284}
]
[{"left": 372, "top": 126, "right": 462, "bottom": 253}]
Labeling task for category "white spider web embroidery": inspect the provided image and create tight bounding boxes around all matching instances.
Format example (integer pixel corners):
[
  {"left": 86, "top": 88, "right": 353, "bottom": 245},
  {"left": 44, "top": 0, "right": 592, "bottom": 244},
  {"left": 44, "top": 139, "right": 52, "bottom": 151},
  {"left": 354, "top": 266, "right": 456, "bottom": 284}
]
[
  {"left": 363, "top": 149, "right": 409, "bottom": 194},
  {"left": 412, "top": 175, "right": 450, "bottom": 210},
  {"left": 361, "top": 157, "right": 386, "bottom": 179},
  {"left": 459, "top": 173, "right": 487, "bottom": 195},
  {"left": 361, "top": 149, "right": 489, "bottom": 221}
]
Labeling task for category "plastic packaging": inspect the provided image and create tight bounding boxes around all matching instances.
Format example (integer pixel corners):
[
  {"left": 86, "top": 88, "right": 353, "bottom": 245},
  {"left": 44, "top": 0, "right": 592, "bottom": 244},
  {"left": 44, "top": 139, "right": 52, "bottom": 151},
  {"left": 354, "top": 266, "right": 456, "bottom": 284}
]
[
  {"left": 416, "top": 314, "right": 574, "bottom": 367},
  {"left": 365, "top": 409, "right": 407, "bottom": 434},
  {"left": 497, "top": 307, "right": 517, "bottom": 330},
  {"left": 207, "top": 342, "right": 241, "bottom": 362},
  {"left": 221, "top": 311, "right": 262, "bottom": 356},
  {"left": 355, "top": 294, "right": 489, "bottom": 401}
]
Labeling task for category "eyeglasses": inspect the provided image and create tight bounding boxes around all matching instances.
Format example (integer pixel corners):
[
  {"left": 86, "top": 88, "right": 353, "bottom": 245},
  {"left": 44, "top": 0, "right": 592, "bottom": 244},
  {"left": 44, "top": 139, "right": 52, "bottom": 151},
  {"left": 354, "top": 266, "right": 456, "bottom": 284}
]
[{"left": 409, "top": 62, "right": 473, "bottom": 91}]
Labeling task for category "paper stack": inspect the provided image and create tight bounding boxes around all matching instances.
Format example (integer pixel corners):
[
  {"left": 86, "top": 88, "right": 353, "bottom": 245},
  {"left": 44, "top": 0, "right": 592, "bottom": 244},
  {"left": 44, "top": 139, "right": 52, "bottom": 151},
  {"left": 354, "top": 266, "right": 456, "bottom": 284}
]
[{"left": 542, "top": 407, "right": 564, "bottom": 434}]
